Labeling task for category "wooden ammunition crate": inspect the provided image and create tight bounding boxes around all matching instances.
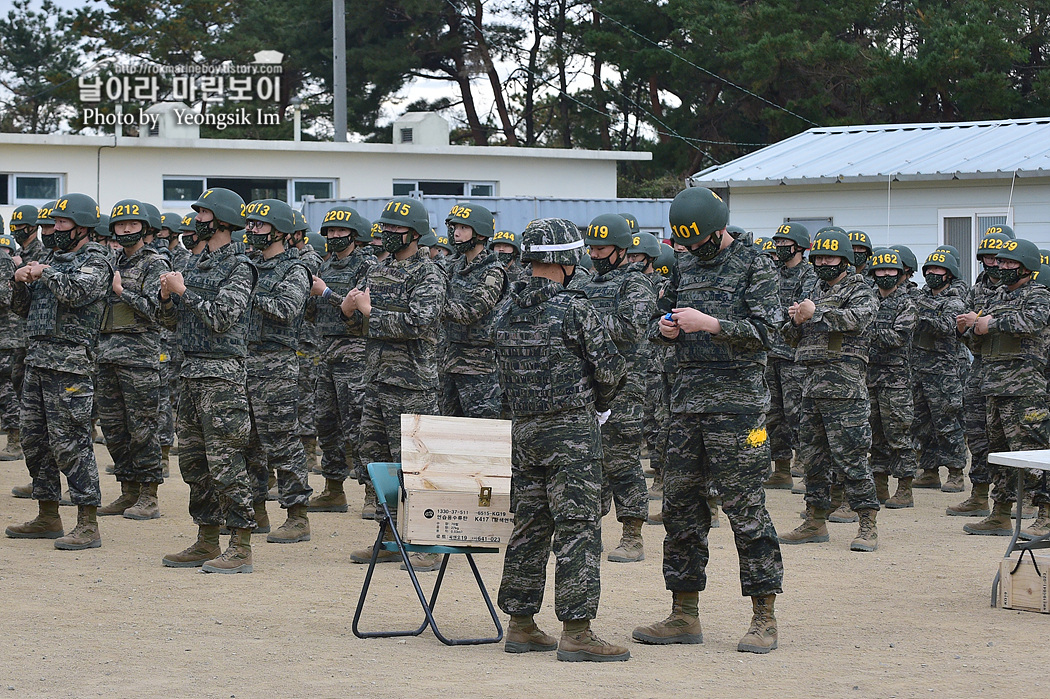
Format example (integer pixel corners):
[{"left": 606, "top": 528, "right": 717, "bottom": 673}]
[
  {"left": 999, "top": 551, "right": 1050, "bottom": 613},
  {"left": 396, "top": 414, "right": 514, "bottom": 547}
]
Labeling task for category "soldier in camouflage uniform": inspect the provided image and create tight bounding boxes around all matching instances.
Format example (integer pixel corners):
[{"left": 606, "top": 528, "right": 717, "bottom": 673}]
[
  {"left": 155, "top": 212, "right": 189, "bottom": 473},
  {"left": 490, "top": 228, "right": 528, "bottom": 284},
  {"left": 158, "top": 187, "right": 258, "bottom": 574},
  {"left": 290, "top": 211, "right": 324, "bottom": 474},
  {"left": 763, "top": 222, "right": 817, "bottom": 489},
  {"left": 949, "top": 229, "right": 1013, "bottom": 517},
  {"left": 5, "top": 193, "right": 113, "bottom": 550},
  {"left": 779, "top": 228, "right": 880, "bottom": 553},
  {"left": 306, "top": 206, "right": 376, "bottom": 516},
  {"left": 909, "top": 251, "right": 968, "bottom": 491},
  {"left": 867, "top": 249, "right": 919, "bottom": 507},
  {"left": 633, "top": 188, "right": 783, "bottom": 655},
  {"left": 94, "top": 199, "right": 171, "bottom": 521},
  {"left": 0, "top": 231, "right": 27, "bottom": 461},
  {"left": 643, "top": 242, "right": 678, "bottom": 525},
  {"left": 346, "top": 197, "right": 445, "bottom": 570},
  {"left": 492, "top": 217, "right": 630, "bottom": 662},
  {"left": 242, "top": 199, "right": 314, "bottom": 544},
  {"left": 847, "top": 229, "right": 873, "bottom": 275},
  {"left": 575, "top": 213, "right": 655, "bottom": 564},
  {"left": 959, "top": 239, "right": 1050, "bottom": 536},
  {"left": 440, "top": 203, "right": 507, "bottom": 419}
]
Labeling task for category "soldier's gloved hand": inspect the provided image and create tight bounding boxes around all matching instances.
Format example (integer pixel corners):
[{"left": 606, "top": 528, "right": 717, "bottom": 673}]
[{"left": 596, "top": 410, "right": 611, "bottom": 426}]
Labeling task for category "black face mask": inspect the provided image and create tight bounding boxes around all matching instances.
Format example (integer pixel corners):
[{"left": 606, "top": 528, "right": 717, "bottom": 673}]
[
  {"left": 774, "top": 245, "right": 796, "bottom": 265},
  {"left": 41, "top": 230, "right": 56, "bottom": 249},
  {"left": 924, "top": 272, "right": 950, "bottom": 290},
  {"left": 982, "top": 261, "right": 1002, "bottom": 280},
  {"left": 451, "top": 232, "right": 478, "bottom": 254},
  {"left": 115, "top": 232, "right": 143, "bottom": 247},
  {"left": 591, "top": 248, "right": 622, "bottom": 276},
  {"left": 689, "top": 230, "right": 723, "bottom": 261},
  {"left": 195, "top": 219, "right": 215, "bottom": 241},
  {"left": 814, "top": 261, "right": 847, "bottom": 281},
  {"left": 53, "top": 227, "right": 80, "bottom": 252},
  {"left": 998, "top": 267, "right": 1025, "bottom": 286},
  {"left": 327, "top": 236, "right": 352, "bottom": 253},
  {"left": 853, "top": 249, "right": 871, "bottom": 269},
  {"left": 496, "top": 251, "right": 516, "bottom": 265},
  {"left": 382, "top": 229, "right": 410, "bottom": 254},
  {"left": 182, "top": 234, "right": 198, "bottom": 250},
  {"left": 874, "top": 273, "right": 900, "bottom": 290},
  {"left": 13, "top": 227, "right": 32, "bottom": 244},
  {"left": 247, "top": 232, "right": 273, "bottom": 249}
]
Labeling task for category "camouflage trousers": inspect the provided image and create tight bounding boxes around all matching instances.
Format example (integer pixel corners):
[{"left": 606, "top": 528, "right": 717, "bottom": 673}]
[
  {"left": 963, "top": 364, "right": 992, "bottom": 485},
  {"left": 912, "top": 371, "right": 966, "bottom": 472},
  {"left": 869, "top": 384, "right": 918, "bottom": 479},
  {"left": 643, "top": 370, "right": 671, "bottom": 474},
  {"left": 662, "top": 411, "right": 784, "bottom": 597},
  {"left": 157, "top": 351, "right": 178, "bottom": 448},
  {"left": 800, "top": 396, "right": 879, "bottom": 512},
  {"left": 598, "top": 399, "right": 648, "bottom": 523},
  {"left": 246, "top": 372, "right": 313, "bottom": 508},
  {"left": 317, "top": 358, "right": 366, "bottom": 483},
  {"left": 20, "top": 365, "right": 100, "bottom": 505},
  {"left": 765, "top": 357, "right": 806, "bottom": 462},
  {"left": 296, "top": 348, "right": 320, "bottom": 437},
  {"left": 986, "top": 395, "right": 1050, "bottom": 506},
  {"left": 0, "top": 348, "right": 26, "bottom": 431},
  {"left": 177, "top": 377, "right": 254, "bottom": 530},
  {"left": 358, "top": 382, "right": 439, "bottom": 508},
  {"left": 498, "top": 407, "right": 603, "bottom": 621},
  {"left": 96, "top": 362, "right": 163, "bottom": 483},
  {"left": 440, "top": 371, "right": 502, "bottom": 419}
]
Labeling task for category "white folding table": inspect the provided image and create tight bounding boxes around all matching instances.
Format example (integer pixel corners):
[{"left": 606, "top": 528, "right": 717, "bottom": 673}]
[{"left": 986, "top": 450, "right": 1050, "bottom": 607}]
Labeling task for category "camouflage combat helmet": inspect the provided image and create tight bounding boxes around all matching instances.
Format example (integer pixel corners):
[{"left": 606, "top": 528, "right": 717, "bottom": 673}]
[
  {"left": 520, "top": 218, "right": 585, "bottom": 266},
  {"left": 585, "top": 213, "right": 633, "bottom": 250},
  {"left": 668, "top": 187, "right": 728, "bottom": 246}
]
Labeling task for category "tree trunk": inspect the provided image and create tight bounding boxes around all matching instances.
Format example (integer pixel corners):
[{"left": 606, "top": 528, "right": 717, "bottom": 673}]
[
  {"left": 555, "top": 0, "right": 571, "bottom": 148},
  {"left": 472, "top": 0, "right": 517, "bottom": 145},
  {"left": 592, "top": 11, "right": 611, "bottom": 149},
  {"left": 524, "top": 0, "right": 541, "bottom": 145}
]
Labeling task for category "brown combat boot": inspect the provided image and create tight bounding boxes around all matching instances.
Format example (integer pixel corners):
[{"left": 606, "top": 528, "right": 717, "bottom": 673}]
[
  {"left": 648, "top": 470, "right": 664, "bottom": 499},
  {"left": 1019, "top": 504, "right": 1050, "bottom": 541},
  {"left": 307, "top": 478, "right": 348, "bottom": 513},
  {"left": 201, "top": 528, "right": 253, "bottom": 574},
  {"left": 646, "top": 509, "right": 663, "bottom": 526},
  {"left": 505, "top": 615, "right": 558, "bottom": 653},
  {"left": 632, "top": 591, "right": 702, "bottom": 645},
  {"left": 850, "top": 508, "right": 878, "bottom": 552},
  {"left": 161, "top": 445, "right": 171, "bottom": 478},
  {"left": 0, "top": 429, "right": 22, "bottom": 461},
  {"left": 559, "top": 620, "right": 630, "bottom": 662},
  {"left": 99, "top": 481, "right": 141, "bottom": 516},
  {"left": 11, "top": 482, "right": 33, "bottom": 499},
  {"left": 267, "top": 503, "right": 311, "bottom": 543},
  {"left": 947, "top": 483, "right": 990, "bottom": 517},
  {"left": 54, "top": 505, "right": 101, "bottom": 550},
  {"left": 252, "top": 500, "right": 270, "bottom": 534},
  {"left": 942, "top": 468, "right": 965, "bottom": 493},
  {"left": 361, "top": 481, "right": 379, "bottom": 520},
  {"left": 828, "top": 484, "right": 858, "bottom": 523},
  {"left": 607, "top": 517, "right": 644, "bottom": 562},
  {"left": 350, "top": 525, "right": 400, "bottom": 564},
  {"left": 913, "top": 468, "right": 941, "bottom": 489},
  {"left": 873, "top": 472, "right": 890, "bottom": 503},
  {"left": 885, "top": 476, "right": 914, "bottom": 509},
  {"left": 779, "top": 505, "right": 830, "bottom": 544},
  {"left": 301, "top": 435, "right": 321, "bottom": 474},
  {"left": 963, "top": 500, "right": 1013, "bottom": 536},
  {"left": 401, "top": 552, "right": 443, "bottom": 572},
  {"left": 763, "top": 459, "right": 794, "bottom": 490},
  {"left": 123, "top": 482, "right": 160, "bottom": 520},
  {"left": 162, "top": 525, "right": 221, "bottom": 567},
  {"left": 5, "top": 500, "right": 63, "bottom": 539},
  {"left": 737, "top": 593, "right": 778, "bottom": 653}
]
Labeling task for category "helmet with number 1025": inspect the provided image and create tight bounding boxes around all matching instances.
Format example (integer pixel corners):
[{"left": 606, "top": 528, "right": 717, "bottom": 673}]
[
  {"left": 445, "top": 202, "right": 494, "bottom": 239},
  {"left": 520, "top": 218, "right": 585, "bottom": 266}
]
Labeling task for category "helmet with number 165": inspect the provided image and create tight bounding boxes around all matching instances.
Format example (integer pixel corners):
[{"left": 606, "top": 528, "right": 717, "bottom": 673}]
[
  {"left": 922, "top": 249, "right": 961, "bottom": 280},
  {"left": 668, "top": 187, "right": 728, "bottom": 245}
]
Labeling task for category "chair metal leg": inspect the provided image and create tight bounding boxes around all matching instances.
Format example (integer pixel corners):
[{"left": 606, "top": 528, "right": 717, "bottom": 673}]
[{"left": 352, "top": 514, "right": 429, "bottom": 639}]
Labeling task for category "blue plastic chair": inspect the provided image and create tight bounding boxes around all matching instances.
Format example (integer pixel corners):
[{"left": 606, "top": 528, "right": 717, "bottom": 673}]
[{"left": 352, "top": 462, "right": 504, "bottom": 645}]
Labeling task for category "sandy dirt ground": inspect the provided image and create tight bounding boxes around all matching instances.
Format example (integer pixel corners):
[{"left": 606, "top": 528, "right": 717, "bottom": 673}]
[{"left": 0, "top": 445, "right": 1046, "bottom": 699}]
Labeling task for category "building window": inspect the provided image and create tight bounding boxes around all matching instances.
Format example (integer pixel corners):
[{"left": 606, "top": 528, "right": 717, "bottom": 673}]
[
  {"left": 939, "top": 208, "right": 1011, "bottom": 283},
  {"left": 393, "top": 180, "right": 497, "bottom": 197},
  {"left": 293, "top": 179, "right": 334, "bottom": 203},
  {"left": 162, "top": 177, "right": 205, "bottom": 205},
  {"left": 0, "top": 173, "right": 63, "bottom": 206}
]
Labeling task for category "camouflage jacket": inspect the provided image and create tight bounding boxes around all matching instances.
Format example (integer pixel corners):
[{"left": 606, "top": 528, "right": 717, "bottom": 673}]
[
  {"left": 13, "top": 242, "right": 114, "bottom": 376},
  {"left": 247, "top": 247, "right": 311, "bottom": 379},
  {"left": 363, "top": 249, "right": 446, "bottom": 390},
  {"left": 911, "top": 283, "right": 966, "bottom": 375},
  {"left": 442, "top": 248, "right": 507, "bottom": 375},
  {"left": 97, "top": 245, "right": 170, "bottom": 368},
  {"left": 169, "top": 245, "right": 192, "bottom": 273},
  {"left": 783, "top": 270, "right": 876, "bottom": 400},
  {"left": 0, "top": 253, "right": 24, "bottom": 350},
  {"left": 158, "top": 240, "right": 256, "bottom": 383},
  {"left": 20, "top": 235, "right": 47, "bottom": 265},
  {"left": 962, "top": 279, "right": 1050, "bottom": 397},
  {"left": 867, "top": 283, "right": 917, "bottom": 389},
  {"left": 492, "top": 276, "right": 625, "bottom": 416},
  {"left": 653, "top": 239, "right": 780, "bottom": 414},
  {"left": 769, "top": 259, "right": 818, "bottom": 361},
  {"left": 960, "top": 271, "right": 1003, "bottom": 387},
  {"left": 306, "top": 246, "right": 376, "bottom": 363}
]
